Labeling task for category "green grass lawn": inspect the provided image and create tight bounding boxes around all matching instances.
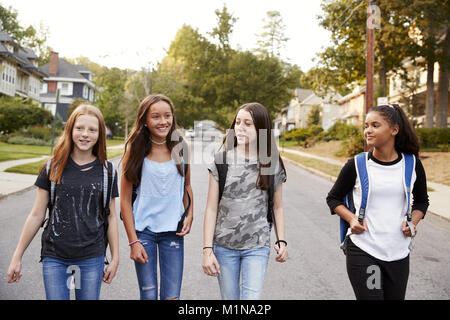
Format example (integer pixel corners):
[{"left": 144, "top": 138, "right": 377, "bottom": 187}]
[
  {"left": 0, "top": 142, "right": 51, "bottom": 162},
  {"left": 5, "top": 147, "right": 124, "bottom": 175}
]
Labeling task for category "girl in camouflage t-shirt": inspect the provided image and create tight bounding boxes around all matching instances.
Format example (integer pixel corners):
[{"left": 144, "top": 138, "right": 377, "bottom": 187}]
[{"left": 202, "top": 102, "right": 288, "bottom": 300}]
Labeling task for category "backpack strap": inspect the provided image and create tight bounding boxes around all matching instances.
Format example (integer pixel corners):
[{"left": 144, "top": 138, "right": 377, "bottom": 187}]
[
  {"left": 403, "top": 153, "right": 416, "bottom": 247},
  {"left": 354, "top": 152, "right": 369, "bottom": 224},
  {"left": 215, "top": 151, "right": 228, "bottom": 203},
  {"left": 46, "top": 159, "right": 56, "bottom": 206}
]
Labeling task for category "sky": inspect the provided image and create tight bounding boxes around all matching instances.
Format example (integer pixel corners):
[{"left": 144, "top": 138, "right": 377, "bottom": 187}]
[{"left": 2, "top": 0, "right": 332, "bottom": 72}]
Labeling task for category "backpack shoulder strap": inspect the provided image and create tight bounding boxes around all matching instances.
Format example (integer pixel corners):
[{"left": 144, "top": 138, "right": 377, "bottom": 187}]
[
  {"left": 103, "top": 161, "right": 115, "bottom": 211},
  {"left": 46, "top": 159, "right": 56, "bottom": 206},
  {"left": 215, "top": 151, "right": 228, "bottom": 203},
  {"left": 354, "top": 152, "right": 369, "bottom": 224}
]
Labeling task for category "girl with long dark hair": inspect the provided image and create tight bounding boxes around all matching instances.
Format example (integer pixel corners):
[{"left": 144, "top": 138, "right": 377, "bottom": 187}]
[
  {"left": 120, "top": 94, "right": 193, "bottom": 300},
  {"left": 326, "top": 104, "right": 429, "bottom": 300},
  {"left": 202, "top": 102, "right": 288, "bottom": 300}
]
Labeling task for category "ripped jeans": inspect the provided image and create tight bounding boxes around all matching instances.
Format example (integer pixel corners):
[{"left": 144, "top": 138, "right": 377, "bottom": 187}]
[{"left": 134, "top": 229, "right": 184, "bottom": 300}]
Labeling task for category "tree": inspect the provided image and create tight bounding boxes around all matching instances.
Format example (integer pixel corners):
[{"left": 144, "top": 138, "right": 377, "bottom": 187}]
[
  {"left": 255, "top": 11, "right": 289, "bottom": 58},
  {"left": 209, "top": 5, "right": 237, "bottom": 53},
  {"left": 307, "top": 105, "right": 321, "bottom": 127},
  {"left": 316, "top": 0, "right": 411, "bottom": 98}
]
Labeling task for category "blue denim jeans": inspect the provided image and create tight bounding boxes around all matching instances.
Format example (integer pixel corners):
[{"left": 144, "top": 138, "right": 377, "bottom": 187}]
[
  {"left": 214, "top": 245, "right": 270, "bottom": 300},
  {"left": 134, "top": 229, "right": 184, "bottom": 300},
  {"left": 42, "top": 255, "right": 104, "bottom": 300}
]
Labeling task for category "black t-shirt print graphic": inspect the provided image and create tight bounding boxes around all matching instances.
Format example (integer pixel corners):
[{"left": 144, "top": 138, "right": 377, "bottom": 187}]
[{"left": 35, "top": 157, "right": 119, "bottom": 261}]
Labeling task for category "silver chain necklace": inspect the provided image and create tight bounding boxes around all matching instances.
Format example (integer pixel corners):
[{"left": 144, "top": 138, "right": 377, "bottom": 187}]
[{"left": 151, "top": 138, "right": 166, "bottom": 145}]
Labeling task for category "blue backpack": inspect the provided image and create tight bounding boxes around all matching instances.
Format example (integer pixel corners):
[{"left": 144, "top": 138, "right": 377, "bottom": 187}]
[{"left": 340, "top": 152, "right": 416, "bottom": 253}]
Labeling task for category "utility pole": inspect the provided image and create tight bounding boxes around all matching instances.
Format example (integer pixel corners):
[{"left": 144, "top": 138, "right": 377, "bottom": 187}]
[{"left": 365, "top": 0, "right": 376, "bottom": 151}]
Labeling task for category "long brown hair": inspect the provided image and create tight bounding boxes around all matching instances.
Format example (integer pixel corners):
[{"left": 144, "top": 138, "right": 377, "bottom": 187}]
[
  {"left": 45, "top": 104, "right": 107, "bottom": 184},
  {"left": 222, "top": 102, "right": 286, "bottom": 190},
  {"left": 121, "top": 94, "right": 185, "bottom": 185}
]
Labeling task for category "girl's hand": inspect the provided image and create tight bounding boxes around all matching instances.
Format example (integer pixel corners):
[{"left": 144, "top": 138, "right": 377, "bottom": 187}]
[
  {"left": 176, "top": 215, "right": 193, "bottom": 237},
  {"left": 350, "top": 217, "right": 367, "bottom": 234},
  {"left": 402, "top": 221, "right": 417, "bottom": 237},
  {"left": 202, "top": 249, "right": 220, "bottom": 277},
  {"left": 130, "top": 242, "right": 148, "bottom": 264},
  {"left": 274, "top": 243, "right": 288, "bottom": 263},
  {"left": 7, "top": 258, "right": 22, "bottom": 283},
  {"left": 103, "top": 258, "right": 119, "bottom": 284}
]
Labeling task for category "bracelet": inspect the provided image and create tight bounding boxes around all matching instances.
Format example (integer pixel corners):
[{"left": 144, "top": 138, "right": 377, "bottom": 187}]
[
  {"left": 129, "top": 240, "right": 141, "bottom": 247},
  {"left": 203, "top": 246, "right": 213, "bottom": 251},
  {"left": 275, "top": 240, "right": 287, "bottom": 247}
]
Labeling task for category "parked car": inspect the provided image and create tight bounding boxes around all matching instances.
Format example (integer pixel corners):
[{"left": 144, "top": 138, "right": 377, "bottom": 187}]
[{"left": 185, "top": 129, "right": 195, "bottom": 139}]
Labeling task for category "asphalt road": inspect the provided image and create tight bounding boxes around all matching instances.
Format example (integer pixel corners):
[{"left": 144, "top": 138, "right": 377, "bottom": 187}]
[{"left": 1, "top": 139, "right": 450, "bottom": 300}]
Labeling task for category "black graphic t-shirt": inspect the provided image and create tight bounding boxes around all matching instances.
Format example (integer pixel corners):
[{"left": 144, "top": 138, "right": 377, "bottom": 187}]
[{"left": 35, "top": 157, "right": 119, "bottom": 261}]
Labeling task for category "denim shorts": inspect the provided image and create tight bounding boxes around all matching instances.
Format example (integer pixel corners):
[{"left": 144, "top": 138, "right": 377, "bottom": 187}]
[
  {"left": 134, "top": 229, "right": 184, "bottom": 300},
  {"left": 42, "top": 255, "right": 104, "bottom": 300},
  {"left": 214, "top": 245, "right": 270, "bottom": 300}
]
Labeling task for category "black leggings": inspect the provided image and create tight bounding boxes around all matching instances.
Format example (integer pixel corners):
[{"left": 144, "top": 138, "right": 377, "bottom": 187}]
[{"left": 346, "top": 238, "right": 410, "bottom": 300}]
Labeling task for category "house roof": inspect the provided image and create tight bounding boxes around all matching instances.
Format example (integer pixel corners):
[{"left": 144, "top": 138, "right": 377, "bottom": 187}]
[
  {"left": 40, "top": 58, "right": 92, "bottom": 81},
  {"left": 0, "top": 31, "right": 46, "bottom": 77},
  {"left": 294, "top": 88, "right": 314, "bottom": 103}
]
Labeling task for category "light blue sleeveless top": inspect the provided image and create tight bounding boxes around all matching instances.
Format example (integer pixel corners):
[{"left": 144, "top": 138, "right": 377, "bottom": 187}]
[{"left": 133, "top": 158, "right": 185, "bottom": 233}]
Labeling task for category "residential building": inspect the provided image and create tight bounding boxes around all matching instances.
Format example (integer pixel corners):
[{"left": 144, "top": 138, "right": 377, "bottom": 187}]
[
  {"left": 388, "top": 58, "right": 450, "bottom": 126},
  {"left": 336, "top": 85, "right": 366, "bottom": 126},
  {"left": 273, "top": 88, "right": 341, "bottom": 133},
  {"left": 0, "top": 31, "right": 47, "bottom": 102},
  {"left": 40, "top": 51, "right": 96, "bottom": 121}
]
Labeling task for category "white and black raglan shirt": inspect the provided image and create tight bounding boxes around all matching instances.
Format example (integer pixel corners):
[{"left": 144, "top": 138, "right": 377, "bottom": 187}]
[
  {"left": 326, "top": 151, "right": 429, "bottom": 262},
  {"left": 35, "top": 157, "right": 119, "bottom": 261}
]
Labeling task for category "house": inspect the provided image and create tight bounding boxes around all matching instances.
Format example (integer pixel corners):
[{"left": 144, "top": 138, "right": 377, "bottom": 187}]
[
  {"left": 273, "top": 88, "right": 341, "bottom": 133},
  {"left": 336, "top": 85, "right": 366, "bottom": 126},
  {"left": 40, "top": 51, "right": 96, "bottom": 121},
  {"left": 0, "top": 31, "right": 47, "bottom": 102},
  {"left": 388, "top": 57, "right": 450, "bottom": 126}
]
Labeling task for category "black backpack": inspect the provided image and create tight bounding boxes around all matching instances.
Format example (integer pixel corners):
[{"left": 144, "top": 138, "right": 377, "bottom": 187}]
[{"left": 214, "top": 151, "right": 278, "bottom": 241}]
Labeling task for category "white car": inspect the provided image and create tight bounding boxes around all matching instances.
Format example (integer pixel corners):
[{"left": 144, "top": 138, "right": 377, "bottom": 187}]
[{"left": 185, "top": 129, "right": 195, "bottom": 139}]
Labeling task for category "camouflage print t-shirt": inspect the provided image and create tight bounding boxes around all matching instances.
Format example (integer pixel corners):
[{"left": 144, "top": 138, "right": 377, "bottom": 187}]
[{"left": 207, "top": 150, "right": 286, "bottom": 250}]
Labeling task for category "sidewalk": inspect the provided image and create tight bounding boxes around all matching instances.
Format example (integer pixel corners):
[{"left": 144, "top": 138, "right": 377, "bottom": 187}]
[{"left": 281, "top": 147, "right": 450, "bottom": 222}]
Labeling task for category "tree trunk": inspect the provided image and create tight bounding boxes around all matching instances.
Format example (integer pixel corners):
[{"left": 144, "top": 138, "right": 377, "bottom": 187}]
[
  {"left": 437, "top": 28, "right": 450, "bottom": 128},
  {"left": 425, "top": 60, "right": 435, "bottom": 128}
]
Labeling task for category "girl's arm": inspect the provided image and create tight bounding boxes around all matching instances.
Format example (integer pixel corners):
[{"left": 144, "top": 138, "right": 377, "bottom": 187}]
[
  {"left": 7, "top": 188, "right": 49, "bottom": 283},
  {"left": 103, "top": 197, "right": 119, "bottom": 283},
  {"left": 202, "top": 173, "right": 220, "bottom": 277},
  {"left": 273, "top": 184, "right": 288, "bottom": 262},
  {"left": 120, "top": 174, "right": 148, "bottom": 264}
]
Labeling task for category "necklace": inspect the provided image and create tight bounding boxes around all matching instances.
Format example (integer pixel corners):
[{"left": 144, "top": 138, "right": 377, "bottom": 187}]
[{"left": 151, "top": 138, "right": 166, "bottom": 145}]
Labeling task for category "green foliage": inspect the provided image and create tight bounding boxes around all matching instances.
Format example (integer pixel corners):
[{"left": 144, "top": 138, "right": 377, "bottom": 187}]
[
  {"left": 7, "top": 136, "right": 49, "bottom": 146},
  {"left": 307, "top": 105, "right": 321, "bottom": 127},
  {"left": 337, "top": 130, "right": 364, "bottom": 157},
  {"left": 0, "top": 97, "right": 53, "bottom": 134},
  {"left": 326, "top": 121, "right": 360, "bottom": 140},
  {"left": 416, "top": 128, "right": 450, "bottom": 149}
]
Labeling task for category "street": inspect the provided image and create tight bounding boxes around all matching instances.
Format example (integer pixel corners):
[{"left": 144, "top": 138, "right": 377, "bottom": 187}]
[{"left": 1, "top": 139, "right": 450, "bottom": 300}]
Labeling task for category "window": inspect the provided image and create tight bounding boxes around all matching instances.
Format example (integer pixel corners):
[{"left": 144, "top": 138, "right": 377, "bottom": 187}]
[{"left": 83, "top": 85, "right": 88, "bottom": 99}]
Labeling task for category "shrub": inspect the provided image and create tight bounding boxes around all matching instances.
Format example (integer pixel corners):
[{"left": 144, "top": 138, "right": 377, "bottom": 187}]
[
  {"left": 7, "top": 135, "right": 50, "bottom": 146},
  {"left": 416, "top": 128, "right": 450, "bottom": 149},
  {"left": 327, "top": 121, "right": 360, "bottom": 141},
  {"left": 336, "top": 131, "right": 364, "bottom": 157},
  {"left": 0, "top": 97, "right": 53, "bottom": 134}
]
